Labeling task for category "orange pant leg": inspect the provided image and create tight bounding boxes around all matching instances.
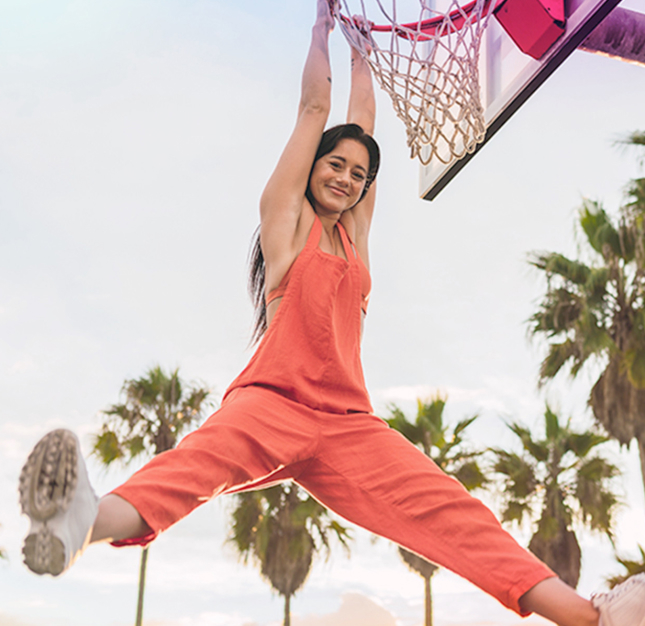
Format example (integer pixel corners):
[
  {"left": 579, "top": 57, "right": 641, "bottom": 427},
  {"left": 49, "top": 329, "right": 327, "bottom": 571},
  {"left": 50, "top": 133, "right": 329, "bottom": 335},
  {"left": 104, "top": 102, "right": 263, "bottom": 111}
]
[
  {"left": 111, "top": 387, "right": 320, "bottom": 543},
  {"left": 295, "top": 410, "right": 555, "bottom": 616}
]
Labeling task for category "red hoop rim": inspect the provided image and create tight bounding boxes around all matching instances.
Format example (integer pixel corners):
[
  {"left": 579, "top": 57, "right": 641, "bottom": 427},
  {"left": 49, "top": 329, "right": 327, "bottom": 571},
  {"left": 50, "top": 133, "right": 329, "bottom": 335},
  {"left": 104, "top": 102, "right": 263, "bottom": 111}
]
[{"left": 337, "top": 0, "right": 496, "bottom": 39}]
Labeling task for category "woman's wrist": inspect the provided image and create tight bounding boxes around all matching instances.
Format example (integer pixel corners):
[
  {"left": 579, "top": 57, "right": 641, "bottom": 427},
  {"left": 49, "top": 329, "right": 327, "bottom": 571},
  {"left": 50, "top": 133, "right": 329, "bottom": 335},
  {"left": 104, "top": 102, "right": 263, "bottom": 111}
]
[
  {"left": 313, "top": 17, "right": 334, "bottom": 34},
  {"left": 314, "top": 0, "right": 335, "bottom": 33}
]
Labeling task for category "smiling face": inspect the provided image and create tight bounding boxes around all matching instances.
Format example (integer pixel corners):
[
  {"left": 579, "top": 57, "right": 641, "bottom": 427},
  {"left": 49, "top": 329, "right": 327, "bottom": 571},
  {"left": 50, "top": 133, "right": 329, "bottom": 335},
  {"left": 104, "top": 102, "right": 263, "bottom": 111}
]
[{"left": 308, "top": 138, "right": 370, "bottom": 216}]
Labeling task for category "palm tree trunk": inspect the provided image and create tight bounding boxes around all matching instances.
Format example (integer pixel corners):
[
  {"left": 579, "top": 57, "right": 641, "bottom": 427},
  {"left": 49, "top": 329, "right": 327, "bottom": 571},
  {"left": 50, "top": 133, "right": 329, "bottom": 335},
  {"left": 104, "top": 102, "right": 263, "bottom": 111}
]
[
  {"left": 283, "top": 593, "right": 291, "bottom": 626},
  {"left": 135, "top": 546, "right": 149, "bottom": 626},
  {"left": 425, "top": 575, "right": 433, "bottom": 626},
  {"left": 638, "top": 438, "right": 645, "bottom": 503}
]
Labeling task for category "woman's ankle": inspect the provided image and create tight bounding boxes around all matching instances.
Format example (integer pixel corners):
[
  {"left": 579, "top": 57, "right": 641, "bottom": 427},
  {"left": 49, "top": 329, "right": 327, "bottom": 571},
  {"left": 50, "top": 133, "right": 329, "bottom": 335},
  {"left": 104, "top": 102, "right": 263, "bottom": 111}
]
[
  {"left": 90, "top": 494, "right": 151, "bottom": 544},
  {"left": 519, "top": 577, "right": 599, "bottom": 626}
]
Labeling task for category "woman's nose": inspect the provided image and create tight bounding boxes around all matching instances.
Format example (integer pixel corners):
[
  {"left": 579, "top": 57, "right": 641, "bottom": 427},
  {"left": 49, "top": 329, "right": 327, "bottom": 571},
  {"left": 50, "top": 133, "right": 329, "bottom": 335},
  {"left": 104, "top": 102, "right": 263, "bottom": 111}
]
[{"left": 336, "top": 169, "right": 351, "bottom": 185}]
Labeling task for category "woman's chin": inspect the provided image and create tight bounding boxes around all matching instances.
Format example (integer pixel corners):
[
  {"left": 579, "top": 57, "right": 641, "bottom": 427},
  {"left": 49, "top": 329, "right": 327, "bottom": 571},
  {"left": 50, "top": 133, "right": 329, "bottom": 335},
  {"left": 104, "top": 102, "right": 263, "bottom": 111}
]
[{"left": 315, "top": 196, "right": 351, "bottom": 215}]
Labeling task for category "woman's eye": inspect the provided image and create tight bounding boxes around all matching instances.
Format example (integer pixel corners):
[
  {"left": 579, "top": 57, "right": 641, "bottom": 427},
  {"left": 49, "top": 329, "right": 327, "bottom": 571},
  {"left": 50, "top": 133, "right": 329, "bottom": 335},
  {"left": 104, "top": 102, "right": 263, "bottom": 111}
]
[
  {"left": 330, "top": 161, "right": 342, "bottom": 169},
  {"left": 352, "top": 172, "right": 366, "bottom": 181}
]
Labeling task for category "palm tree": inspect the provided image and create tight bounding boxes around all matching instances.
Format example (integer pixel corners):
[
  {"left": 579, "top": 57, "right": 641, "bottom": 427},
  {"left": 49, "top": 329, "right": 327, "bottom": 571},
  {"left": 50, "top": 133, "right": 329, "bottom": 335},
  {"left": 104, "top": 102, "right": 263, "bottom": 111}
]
[
  {"left": 529, "top": 133, "right": 645, "bottom": 495},
  {"left": 607, "top": 545, "right": 645, "bottom": 588},
  {"left": 385, "top": 394, "right": 487, "bottom": 626},
  {"left": 229, "top": 482, "right": 350, "bottom": 626},
  {"left": 93, "top": 365, "right": 213, "bottom": 626},
  {"left": 491, "top": 405, "right": 619, "bottom": 588}
]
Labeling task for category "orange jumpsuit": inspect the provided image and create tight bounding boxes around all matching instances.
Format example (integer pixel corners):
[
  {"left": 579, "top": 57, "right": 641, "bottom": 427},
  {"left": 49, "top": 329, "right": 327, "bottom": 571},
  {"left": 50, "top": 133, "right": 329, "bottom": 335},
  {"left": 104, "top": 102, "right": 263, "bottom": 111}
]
[{"left": 112, "top": 215, "right": 554, "bottom": 615}]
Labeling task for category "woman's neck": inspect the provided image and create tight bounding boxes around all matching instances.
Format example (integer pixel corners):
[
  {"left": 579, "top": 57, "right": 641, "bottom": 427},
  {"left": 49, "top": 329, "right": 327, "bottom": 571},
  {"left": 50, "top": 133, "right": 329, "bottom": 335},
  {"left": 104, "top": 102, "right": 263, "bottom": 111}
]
[{"left": 314, "top": 208, "right": 342, "bottom": 236}]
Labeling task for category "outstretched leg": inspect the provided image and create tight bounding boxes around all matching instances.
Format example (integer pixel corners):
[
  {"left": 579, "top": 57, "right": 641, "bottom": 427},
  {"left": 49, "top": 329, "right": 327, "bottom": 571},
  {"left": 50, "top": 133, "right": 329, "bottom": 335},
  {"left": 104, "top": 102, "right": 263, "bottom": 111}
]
[
  {"left": 296, "top": 410, "right": 601, "bottom": 626},
  {"left": 106, "top": 386, "right": 321, "bottom": 546},
  {"left": 20, "top": 387, "right": 321, "bottom": 572}
]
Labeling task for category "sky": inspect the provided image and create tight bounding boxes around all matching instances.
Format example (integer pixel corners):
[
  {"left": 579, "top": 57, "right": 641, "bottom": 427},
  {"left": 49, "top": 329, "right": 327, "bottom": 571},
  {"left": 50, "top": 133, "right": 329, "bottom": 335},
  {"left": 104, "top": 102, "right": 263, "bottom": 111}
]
[{"left": 1, "top": 0, "right": 645, "bottom": 625}]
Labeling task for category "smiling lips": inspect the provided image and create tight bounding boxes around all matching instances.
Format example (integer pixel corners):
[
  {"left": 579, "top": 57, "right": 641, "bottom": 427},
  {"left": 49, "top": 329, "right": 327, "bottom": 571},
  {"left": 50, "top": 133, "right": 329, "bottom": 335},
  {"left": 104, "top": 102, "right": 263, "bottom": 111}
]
[{"left": 328, "top": 185, "right": 349, "bottom": 197}]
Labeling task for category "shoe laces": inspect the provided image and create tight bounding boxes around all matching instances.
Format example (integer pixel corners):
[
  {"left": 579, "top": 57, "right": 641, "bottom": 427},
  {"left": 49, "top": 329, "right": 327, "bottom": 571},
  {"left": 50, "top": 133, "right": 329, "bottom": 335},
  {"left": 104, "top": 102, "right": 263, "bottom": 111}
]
[{"left": 592, "top": 573, "right": 645, "bottom": 609}]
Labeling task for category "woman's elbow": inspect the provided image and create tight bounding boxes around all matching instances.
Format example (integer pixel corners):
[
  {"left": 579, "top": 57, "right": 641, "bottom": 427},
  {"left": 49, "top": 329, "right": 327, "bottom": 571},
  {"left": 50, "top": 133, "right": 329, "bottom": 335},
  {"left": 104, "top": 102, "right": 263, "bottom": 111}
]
[{"left": 298, "top": 100, "right": 331, "bottom": 120}]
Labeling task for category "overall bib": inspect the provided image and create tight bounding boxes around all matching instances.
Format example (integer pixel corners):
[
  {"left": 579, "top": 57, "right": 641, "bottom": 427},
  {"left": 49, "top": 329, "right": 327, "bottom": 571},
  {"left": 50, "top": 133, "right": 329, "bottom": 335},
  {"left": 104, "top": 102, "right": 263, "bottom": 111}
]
[{"left": 112, "top": 215, "right": 553, "bottom": 615}]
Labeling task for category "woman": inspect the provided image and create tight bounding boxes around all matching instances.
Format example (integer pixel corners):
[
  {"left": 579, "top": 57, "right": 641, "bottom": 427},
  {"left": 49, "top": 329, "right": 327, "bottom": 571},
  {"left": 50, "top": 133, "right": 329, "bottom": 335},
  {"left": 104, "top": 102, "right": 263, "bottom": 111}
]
[{"left": 19, "top": 2, "right": 644, "bottom": 625}]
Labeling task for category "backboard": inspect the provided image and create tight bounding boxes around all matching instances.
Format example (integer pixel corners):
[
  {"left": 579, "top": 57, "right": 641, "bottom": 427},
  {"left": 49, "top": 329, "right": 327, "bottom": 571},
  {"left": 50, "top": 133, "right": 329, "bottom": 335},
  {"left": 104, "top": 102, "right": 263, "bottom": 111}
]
[{"left": 419, "top": 0, "right": 621, "bottom": 200}]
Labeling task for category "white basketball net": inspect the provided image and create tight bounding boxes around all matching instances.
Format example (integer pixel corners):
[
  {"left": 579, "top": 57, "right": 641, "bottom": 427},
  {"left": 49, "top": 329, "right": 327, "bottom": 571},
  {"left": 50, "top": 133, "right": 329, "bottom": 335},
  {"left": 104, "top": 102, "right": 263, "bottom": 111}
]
[{"left": 332, "top": 0, "right": 494, "bottom": 165}]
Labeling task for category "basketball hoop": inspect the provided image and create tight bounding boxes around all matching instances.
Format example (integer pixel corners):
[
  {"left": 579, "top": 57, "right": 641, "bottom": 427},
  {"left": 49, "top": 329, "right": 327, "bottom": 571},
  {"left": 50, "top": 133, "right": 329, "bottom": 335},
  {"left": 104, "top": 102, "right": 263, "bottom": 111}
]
[{"left": 332, "top": 0, "right": 496, "bottom": 165}]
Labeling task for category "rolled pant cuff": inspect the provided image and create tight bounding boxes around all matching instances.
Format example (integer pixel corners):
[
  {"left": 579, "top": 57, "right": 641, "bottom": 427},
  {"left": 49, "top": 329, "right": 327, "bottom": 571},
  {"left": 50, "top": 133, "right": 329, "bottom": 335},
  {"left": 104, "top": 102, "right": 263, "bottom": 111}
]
[
  {"left": 509, "top": 571, "right": 558, "bottom": 616},
  {"left": 108, "top": 487, "right": 160, "bottom": 548}
]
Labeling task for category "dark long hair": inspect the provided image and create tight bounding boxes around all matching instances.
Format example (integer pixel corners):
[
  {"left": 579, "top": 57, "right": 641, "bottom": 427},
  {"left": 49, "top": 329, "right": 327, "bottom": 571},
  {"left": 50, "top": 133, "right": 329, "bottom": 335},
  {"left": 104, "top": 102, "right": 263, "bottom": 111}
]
[{"left": 248, "top": 123, "right": 380, "bottom": 344}]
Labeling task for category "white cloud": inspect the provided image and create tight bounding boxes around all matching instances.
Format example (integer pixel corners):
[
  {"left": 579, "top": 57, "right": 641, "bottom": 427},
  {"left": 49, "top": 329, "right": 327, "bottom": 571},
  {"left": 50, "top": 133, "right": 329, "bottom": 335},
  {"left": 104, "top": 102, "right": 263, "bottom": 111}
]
[
  {"left": 0, "top": 614, "right": 40, "bottom": 626},
  {"left": 145, "top": 612, "right": 257, "bottom": 626},
  {"left": 372, "top": 380, "right": 533, "bottom": 415},
  {"left": 9, "top": 357, "right": 39, "bottom": 375},
  {"left": 122, "top": 593, "right": 395, "bottom": 626},
  {"left": 372, "top": 384, "right": 496, "bottom": 414},
  {"left": 293, "top": 593, "right": 395, "bottom": 626}
]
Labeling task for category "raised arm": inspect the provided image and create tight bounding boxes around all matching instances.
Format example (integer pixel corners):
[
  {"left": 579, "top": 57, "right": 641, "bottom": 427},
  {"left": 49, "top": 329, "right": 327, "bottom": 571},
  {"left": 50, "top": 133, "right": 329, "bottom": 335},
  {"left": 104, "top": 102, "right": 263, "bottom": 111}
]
[
  {"left": 341, "top": 45, "right": 377, "bottom": 263},
  {"left": 260, "top": 0, "right": 334, "bottom": 268},
  {"left": 347, "top": 46, "right": 375, "bottom": 135}
]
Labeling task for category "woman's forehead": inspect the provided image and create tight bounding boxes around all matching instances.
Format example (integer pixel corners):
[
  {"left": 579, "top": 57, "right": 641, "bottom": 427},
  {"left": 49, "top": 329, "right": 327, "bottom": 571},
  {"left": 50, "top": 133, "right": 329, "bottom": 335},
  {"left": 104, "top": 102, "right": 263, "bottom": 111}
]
[{"left": 328, "top": 139, "right": 369, "bottom": 167}]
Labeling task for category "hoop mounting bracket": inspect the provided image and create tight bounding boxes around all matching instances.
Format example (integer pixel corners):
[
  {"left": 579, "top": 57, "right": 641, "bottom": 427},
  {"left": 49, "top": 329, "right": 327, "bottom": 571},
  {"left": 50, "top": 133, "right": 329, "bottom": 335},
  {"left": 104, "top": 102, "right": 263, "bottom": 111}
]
[{"left": 495, "top": 0, "right": 566, "bottom": 59}]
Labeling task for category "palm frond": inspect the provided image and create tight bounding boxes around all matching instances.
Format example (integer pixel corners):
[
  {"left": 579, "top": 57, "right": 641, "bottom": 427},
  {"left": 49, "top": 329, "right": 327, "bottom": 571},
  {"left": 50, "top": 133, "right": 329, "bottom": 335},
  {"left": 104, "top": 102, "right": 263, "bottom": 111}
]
[
  {"left": 615, "top": 130, "right": 645, "bottom": 170},
  {"left": 529, "top": 252, "right": 591, "bottom": 285},
  {"left": 607, "top": 545, "right": 645, "bottom": 588},
  {"left": 501, "top": 499, "right": 533, "bottom": 525},
  {"left": 566, "top": 432, "right": 609, "bottom": 457},
  {"left": 530, "top": 288, "right": 583, "bottom": 336},
  {"left": 617, "top": 130, "right": 645, "bottom": 148},
  {"left": 492, "top": 449, "right": 537, "bottom": 500},
  {"left": 575, "top": 457, "right": 619, "bottom": 534},
  {"left": 416, "top": 396, "right": 447, "bottom": 450},
  {"left": 125, "top": 435, "right": 146, "bottom": 459},
  {"left": 494, "top": 405, "right": 620, "bottom": 557},
  {"left": 387, "top": 396, "right": 486, "bottom": 495},
  {"left": 92, "top": 429, "right": 124, "bottom": 466},
  {"left": 624, "top": 177, "right": 645, "bottom": 212},
  {"left": 452, "top": 460, "right": 487, "bottom": 491},
  {"left": 229, "top": 483, "right": 351, "bottom": 603},
  {"left": 572, "top": 320, "right": 612, "bottom": 377},
  {"left": 538, "top": 339, "right": 584, "bottom": 383},
  {"left": 386, "top": 405, "right": 422, "bottom": 445},
  {"left": 95, "top": 365, "right": 212, "bottom": 465},
  {"left": 507, "top": 423, "right": 549, "bottom": 462},
  {"left": 228, "top": 492, "right": 263, "bottom": 559},
  {"left": 544, "top": 406, "right": 560, "bottom": 441},
  {"left": 585, "top": 267, "right": 610, "bottom": 306},
  {"left": 452, "top": 415, "right": 479, "bottom": 438},
  {"left": 579, "top": 200, "right": 622, "bottom": 260}
]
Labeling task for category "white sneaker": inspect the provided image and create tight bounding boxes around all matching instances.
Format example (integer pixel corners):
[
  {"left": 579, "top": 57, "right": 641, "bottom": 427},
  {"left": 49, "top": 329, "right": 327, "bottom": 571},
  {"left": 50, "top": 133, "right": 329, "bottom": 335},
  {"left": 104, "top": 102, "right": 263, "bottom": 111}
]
[
  {"left": 19, "top": 429, "right": 99, "bottom": 576},
  {"left": 592, "top": 574, "right": 645, "bottom": 626}
]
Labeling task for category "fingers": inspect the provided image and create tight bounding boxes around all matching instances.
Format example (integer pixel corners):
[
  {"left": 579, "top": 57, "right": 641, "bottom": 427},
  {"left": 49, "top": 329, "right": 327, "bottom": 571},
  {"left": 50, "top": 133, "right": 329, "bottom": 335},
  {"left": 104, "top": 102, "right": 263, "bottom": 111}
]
[
  {"left": 352, "top": 14, "right": 373, "bottom": 36},
  {"left": 317, "top": 0, "right": 336, "bottom": 27},
  {"left": 318, "top": 0, "right": 333, "bottom": 14},
  {"left": 341, "top": 14, "right": 374, "bottom": 54},
  {"left": 326, "top": 0, "right": 340, "bottom": 14}
]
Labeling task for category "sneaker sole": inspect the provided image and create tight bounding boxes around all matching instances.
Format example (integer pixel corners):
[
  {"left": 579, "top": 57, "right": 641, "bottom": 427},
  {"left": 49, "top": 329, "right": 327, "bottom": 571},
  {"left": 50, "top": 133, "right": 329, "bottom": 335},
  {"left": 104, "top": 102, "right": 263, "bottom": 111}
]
[
  {"left": 22, "top": 528, "right": 66, "bottom": 575},
  {"left": 19, "top": 429, "right": 79, "bottom": 575}
]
